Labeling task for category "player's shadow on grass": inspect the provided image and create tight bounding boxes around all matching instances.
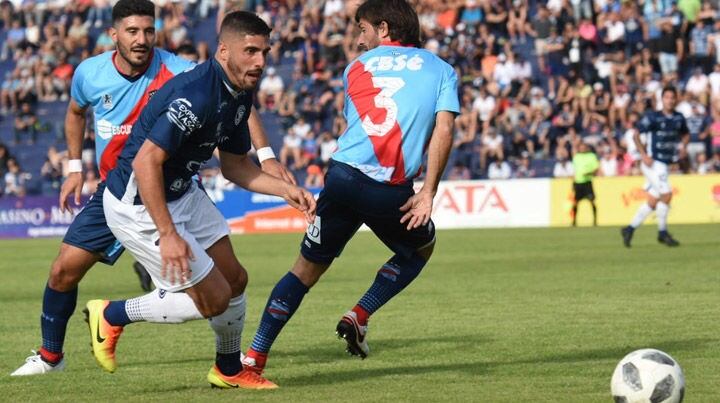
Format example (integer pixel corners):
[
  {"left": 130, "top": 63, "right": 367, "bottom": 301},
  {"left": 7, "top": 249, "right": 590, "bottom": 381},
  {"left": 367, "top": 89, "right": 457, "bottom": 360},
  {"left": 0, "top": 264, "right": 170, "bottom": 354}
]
[
  {"left": 276, "top": 333, "right": 492, "bottom": 365},
  {"left": 280, "top": 337, "right": 715, "bottom": 386},
  {"left": 509, "top": 338, "right": 716, "bottom": 366}
]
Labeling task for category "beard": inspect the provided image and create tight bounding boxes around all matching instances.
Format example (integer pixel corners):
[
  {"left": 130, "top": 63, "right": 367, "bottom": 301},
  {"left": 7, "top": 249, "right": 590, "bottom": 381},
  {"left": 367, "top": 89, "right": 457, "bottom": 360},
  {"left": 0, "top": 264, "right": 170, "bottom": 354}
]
[
  {"left": 226, "top": 60, "right": 261, "bottom": 91},
  {"left": 117, "top": 41, "right": 151, "bottom": 69}
]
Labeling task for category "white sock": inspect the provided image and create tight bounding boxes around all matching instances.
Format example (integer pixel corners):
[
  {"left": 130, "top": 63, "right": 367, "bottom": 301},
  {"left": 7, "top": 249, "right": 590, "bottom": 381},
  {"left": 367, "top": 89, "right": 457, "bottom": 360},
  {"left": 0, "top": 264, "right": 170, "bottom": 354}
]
[
  {"left": 125, "top": 289, "right": 204, "bottom": 323},
  {"left": 630, "top": 203, "right": 653, "bottom": 228},
  {"left": 208, "top": 294, "right": 246, "bottom": 354},
  {"left": 656, "top": 201, "right": 669, "bottom": 231}
]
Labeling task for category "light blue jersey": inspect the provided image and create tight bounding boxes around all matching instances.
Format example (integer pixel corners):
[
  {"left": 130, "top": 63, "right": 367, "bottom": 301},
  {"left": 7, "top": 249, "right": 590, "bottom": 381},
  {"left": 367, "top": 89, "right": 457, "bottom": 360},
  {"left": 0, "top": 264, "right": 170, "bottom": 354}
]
[
  {"left": 332, "top": 44, "right": 459, "bottom": 184},
  {"left": 70, "top": 48, "right": 193, "bottom": 178}
]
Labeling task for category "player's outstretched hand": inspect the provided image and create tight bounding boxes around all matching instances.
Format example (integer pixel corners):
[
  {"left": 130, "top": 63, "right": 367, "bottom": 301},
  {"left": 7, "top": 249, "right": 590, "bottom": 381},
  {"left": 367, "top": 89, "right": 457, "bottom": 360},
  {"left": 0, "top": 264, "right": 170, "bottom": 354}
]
[
  {"left": 159, "top": 231, "right": 195, "bottom": 285},
  {"left": 59, "top": 172, "right": 83, "bottom": 213},
  {"left": 262, "top": 158, "right": 297, "bottom": 185},
  {"left": 284, "top": 186, "right": 317, "bottom": 224},
  {"left": 399, "top": 189, "right": 434, "bottom": 230}
]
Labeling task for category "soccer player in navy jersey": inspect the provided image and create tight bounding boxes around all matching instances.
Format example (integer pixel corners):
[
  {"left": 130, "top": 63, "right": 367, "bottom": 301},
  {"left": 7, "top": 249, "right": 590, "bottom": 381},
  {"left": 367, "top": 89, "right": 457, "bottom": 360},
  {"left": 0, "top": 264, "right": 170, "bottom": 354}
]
[
  {"left": 11, "top": 0, "right": 291, "bottom": 377},
  {"left": 94, "top": 10, "right": 314, "bottom": 389},
  {"left": 621, "top": 86, "right": 689, "bottom": 247},
  {"left": 241, "top": 0, "right": 459, "bottom": 384}
]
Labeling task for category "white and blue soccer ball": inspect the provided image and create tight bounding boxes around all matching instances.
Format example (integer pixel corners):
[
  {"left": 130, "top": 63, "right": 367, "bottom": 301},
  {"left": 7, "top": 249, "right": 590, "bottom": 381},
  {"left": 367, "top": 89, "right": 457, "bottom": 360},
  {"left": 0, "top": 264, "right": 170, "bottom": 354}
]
[{"left": 610, "top": 348, "right": 685, "bottom": 403}]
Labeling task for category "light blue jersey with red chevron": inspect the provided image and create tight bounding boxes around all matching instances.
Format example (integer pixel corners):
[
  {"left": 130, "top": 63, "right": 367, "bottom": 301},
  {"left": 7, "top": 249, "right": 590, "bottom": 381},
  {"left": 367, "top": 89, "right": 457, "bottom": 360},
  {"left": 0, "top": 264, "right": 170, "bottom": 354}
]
[
  {"left": 70, "top": 48, "right": 193, "bottom": 179},
  {"left": 332, "top": 44, "right": 459, "bottom": 184}
]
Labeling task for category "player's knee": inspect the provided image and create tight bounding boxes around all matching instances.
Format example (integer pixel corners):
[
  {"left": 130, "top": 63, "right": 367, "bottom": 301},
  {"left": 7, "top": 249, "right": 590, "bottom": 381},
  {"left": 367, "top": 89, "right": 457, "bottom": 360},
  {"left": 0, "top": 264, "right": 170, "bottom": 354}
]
[
  {"left": 226, "top": 264, "right": 248, "bottom": 297},
  {"left": 48, "top": 257, "right": 84, "bottom": 292},
  {"left": 197, "top": 284, "right": 231, "bottom": 317},
  {"left": 416, "top": 240, "right": 435, "bottom": 261}
]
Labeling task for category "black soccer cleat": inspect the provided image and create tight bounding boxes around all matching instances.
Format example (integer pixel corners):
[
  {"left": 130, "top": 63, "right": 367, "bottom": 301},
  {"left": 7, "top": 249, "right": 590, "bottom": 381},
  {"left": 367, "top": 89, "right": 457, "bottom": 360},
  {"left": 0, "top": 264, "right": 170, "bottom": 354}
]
[
  {"left": 336, "top": 311, "right": 369, "bottom": 359},
  {"left": 133, "top": 261, "right": 154, "bottom": 292},
  {"left": 658, "top": 232, "right": 680, "bottom": 247},
  {"left": 620, "top": 226, "right": 634, "bottom": 248}
]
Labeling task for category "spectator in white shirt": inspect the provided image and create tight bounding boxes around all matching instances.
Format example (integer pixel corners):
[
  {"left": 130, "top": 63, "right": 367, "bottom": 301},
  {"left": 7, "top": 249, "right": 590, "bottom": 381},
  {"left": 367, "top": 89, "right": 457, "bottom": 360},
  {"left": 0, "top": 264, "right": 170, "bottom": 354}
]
[
  {"left": 487, "top": 157, "right": 512, "bottom": 179},
  {"left": 685, "top": 67, "right": 709, "bottom": 101},
  {"left": 257, "top": 66, "right": 284, "bottom": 111},
  {"left": 709, "top": 64, "right": 720, "bottom": 101},
  {"left": 553, "top": 148, "right": 575, "bottom": 178}
]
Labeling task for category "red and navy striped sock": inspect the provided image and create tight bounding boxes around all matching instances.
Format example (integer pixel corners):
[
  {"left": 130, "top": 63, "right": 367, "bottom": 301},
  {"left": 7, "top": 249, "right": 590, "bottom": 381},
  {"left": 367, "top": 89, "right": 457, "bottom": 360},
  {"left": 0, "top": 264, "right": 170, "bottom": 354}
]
[
  {"left": 356, "top": 253, "right": 427, "bottom": 316},
  {"left": 249, "top": 272, "right": 308, "bottom": 355}
]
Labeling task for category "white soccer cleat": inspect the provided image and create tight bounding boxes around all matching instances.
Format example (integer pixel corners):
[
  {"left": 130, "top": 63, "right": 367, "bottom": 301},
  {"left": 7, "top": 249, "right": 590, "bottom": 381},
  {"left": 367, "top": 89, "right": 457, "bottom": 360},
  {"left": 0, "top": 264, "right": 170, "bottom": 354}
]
[{"left": 11, "top": 351, "right": 65, "bottom": 376}]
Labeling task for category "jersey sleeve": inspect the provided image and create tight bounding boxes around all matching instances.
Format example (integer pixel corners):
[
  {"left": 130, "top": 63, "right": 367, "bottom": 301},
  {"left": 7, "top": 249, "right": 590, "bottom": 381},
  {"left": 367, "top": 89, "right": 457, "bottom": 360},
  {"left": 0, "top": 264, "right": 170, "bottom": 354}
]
[
  {"left": 147, "top": 90, "right": 207, "bottom": 155},
  {"left": 70, "top": 60, "right": 92, "bottom": 107},
  {"left": 435, "top": 62, "right": 460, "bottom": 114},
  {"left": 158, "top": 49, "right": 196, "bottom": 75},
  {"left": 218, "top": 120, "right": 251, "bottom": 155}
]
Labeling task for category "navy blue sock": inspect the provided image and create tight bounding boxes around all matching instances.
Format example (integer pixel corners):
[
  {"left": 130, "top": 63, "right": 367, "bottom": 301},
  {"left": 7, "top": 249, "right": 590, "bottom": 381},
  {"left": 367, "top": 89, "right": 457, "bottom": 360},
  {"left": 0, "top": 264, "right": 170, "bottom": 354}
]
[
  {"left": 41, "top": 284, "right": 77, "bottom": 355},
  {"left": 250, "top": 272, "right": 309, "bottom": 354},
  {"left": 357, "top": 253, "right": 427, "bottom": 315},
  {"left": 104, "top": 300, "right": 131, "bottom": 327},
  {"left": 216, "top": 352, "right": 241, "bottom": 376}
]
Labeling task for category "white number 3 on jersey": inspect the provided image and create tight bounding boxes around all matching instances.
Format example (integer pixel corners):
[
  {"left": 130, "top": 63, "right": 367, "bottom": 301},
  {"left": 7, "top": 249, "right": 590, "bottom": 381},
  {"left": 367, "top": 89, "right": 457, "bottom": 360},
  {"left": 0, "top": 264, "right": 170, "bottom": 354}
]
[{"left": 362, "top": 77, "right": 405, "bottom": 137}]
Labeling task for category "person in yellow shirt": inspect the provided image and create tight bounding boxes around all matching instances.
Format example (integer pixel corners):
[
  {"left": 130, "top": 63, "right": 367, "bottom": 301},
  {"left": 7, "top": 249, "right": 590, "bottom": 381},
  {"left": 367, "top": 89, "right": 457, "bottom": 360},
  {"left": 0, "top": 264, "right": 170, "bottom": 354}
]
[{"left": 571, "top": 142, "right": 599, "bottom": 226}]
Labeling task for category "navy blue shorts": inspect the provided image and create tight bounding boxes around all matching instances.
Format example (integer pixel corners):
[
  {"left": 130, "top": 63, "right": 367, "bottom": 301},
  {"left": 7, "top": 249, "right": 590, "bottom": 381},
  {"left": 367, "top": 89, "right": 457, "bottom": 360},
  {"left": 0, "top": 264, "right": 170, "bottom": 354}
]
[
  {"left": 301, "top": 160, "right": 435, "bottom": 265},
  {"left": 62, "top": 182, "right": 124, "bottom": 265}
]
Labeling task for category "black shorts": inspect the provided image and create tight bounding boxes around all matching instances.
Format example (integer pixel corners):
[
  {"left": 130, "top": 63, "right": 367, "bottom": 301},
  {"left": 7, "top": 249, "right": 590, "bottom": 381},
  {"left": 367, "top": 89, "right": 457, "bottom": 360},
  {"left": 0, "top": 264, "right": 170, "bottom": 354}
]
[
  {"left": 301, "top": 160, "right": 435, "bottom": 265},
  {"left": 573, "top": 182, "right": 595, "bottom": 202}
]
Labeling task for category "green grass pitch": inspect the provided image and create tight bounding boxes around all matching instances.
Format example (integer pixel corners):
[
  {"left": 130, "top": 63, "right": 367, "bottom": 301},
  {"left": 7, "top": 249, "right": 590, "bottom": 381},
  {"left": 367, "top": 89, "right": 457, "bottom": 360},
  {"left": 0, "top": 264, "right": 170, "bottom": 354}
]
[{"left": 1, "top": 225, "right": 718, "bottom": 402}]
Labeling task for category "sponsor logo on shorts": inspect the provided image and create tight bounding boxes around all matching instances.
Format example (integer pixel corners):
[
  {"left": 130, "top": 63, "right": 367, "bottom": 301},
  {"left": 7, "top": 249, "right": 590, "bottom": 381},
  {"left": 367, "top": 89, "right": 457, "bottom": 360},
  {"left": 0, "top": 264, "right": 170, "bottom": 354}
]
[
  {"left": 166, "top": 98, "right": 199, "bottom": 133},
  {"left": 158, "top": 289, "right": 167, "bottom": 299},
  {"left": 306, "top": 216, "right": 321, "bottom": 244}
]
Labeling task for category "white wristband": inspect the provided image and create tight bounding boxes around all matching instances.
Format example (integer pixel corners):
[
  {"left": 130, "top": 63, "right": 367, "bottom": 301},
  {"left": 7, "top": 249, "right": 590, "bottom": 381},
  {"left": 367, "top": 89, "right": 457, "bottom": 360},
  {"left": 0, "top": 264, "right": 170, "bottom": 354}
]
[
  {"left": 68, "top": 159, "right": 83, "bottom": 173},
  {"left": 257, "top": 147, "right": 276, "bottom": 163}
]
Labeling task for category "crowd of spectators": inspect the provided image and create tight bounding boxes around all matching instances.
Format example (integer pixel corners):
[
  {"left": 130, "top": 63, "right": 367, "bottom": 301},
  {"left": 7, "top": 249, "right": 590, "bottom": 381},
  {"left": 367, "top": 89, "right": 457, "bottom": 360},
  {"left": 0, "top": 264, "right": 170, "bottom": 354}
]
[{"left": 2, "top": 0, "right": 720, "bottom": 198}]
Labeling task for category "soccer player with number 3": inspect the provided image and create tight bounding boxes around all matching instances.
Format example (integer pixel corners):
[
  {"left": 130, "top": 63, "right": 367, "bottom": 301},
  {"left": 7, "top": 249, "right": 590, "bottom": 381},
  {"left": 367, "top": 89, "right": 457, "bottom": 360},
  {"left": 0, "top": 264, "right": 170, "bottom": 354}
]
[{"left": 241, "top": 0, "right": 460, "bottom": 384}]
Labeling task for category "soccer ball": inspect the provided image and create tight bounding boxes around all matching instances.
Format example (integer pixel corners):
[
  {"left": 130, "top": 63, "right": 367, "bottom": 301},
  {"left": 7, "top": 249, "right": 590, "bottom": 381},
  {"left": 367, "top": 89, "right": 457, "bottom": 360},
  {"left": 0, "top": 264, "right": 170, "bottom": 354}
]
[{"left": 610, "top": 348, "right": 685, "bottom": 403}]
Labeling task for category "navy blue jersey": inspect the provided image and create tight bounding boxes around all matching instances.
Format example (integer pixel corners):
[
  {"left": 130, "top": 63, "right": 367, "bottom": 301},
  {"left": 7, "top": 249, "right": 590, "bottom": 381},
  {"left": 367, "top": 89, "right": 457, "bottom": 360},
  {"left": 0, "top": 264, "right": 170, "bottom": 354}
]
[
  {"left": 636, "top": 111, "right": 688, "bottom": 164},
  {"left": 107, "top": 59, "right": 253, "bottom": 204}
]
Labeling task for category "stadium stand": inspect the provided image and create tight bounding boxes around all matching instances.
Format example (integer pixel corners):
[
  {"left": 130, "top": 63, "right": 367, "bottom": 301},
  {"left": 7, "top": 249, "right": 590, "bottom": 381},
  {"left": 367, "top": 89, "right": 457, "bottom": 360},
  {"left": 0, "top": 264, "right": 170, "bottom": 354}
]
[{"left": 1, "top": 0, "right": 720, "bottom": 197}]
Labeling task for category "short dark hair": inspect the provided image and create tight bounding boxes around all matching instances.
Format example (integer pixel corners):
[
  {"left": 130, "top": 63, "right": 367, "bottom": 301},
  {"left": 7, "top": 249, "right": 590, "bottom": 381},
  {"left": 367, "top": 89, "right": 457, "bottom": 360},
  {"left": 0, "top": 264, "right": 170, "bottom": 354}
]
[
  {"left": 112, "top": 0, "right": 155, "bottom": 25},
  {"left": 175, "top": 43, "right": 198, "bottom": 57},
  {"left": 219, "top": 11, "right": 271, "bottom": 40},
  {"left": 662, "top": 85, "right": 677, "bottom": 97},
  {"left": 355, "top": 0, "right": 421, "bottom": 47}
]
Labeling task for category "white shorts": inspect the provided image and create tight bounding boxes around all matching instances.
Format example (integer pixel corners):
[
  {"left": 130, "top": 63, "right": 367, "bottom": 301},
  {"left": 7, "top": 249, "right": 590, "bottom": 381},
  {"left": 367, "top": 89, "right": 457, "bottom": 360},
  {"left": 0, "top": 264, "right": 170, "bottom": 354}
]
[
  {"left": 641, "top": 160, "right": 671, "bottom": 198},
  {"left": 103, "top": 182, "right": 230, "bottom": 292}
]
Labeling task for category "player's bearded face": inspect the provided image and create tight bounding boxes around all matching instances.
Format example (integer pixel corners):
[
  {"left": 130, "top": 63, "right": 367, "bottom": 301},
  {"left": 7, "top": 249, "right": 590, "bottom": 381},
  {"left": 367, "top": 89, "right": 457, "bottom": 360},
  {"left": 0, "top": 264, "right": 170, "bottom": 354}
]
[
  {"left": 112, "top": 16, "right": 156, "bottom": 69},
  {"left": 356, "top": 19, "right": 382, "bottom": 52},
  {"left": 224, "top": 34, "right": 270, "bottom": 90}
]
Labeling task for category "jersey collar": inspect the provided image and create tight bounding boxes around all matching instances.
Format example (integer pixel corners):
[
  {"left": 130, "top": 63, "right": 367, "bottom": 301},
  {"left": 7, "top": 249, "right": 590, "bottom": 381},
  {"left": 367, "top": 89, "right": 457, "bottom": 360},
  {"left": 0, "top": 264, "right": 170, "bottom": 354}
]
[
  {"left": 112, "top": 49, "right": 155, "bottom": 81},
  {"left": 380, "top": 40, "right": 416, "bottom": 48}
]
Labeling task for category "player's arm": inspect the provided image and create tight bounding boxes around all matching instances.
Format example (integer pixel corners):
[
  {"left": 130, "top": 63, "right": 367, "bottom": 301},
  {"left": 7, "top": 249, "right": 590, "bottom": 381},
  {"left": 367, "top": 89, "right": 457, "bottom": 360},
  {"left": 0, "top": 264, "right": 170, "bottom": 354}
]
[
  {"left": 219, "top": 150, "right": 315, "bottom": 223},
  {"left": 248, "top": 105, "right": 296, "bottom": 184},
  {"left": 133, "top": 140, "right": 194, "bottom": 285},
  {"left": 59, "top": 98, "right": 89, "bottom": 212},
  {"left": 634, "top": 116, "right": 653, "bottom": 167},
  {"left": 400, "top": 110, "right": 455, "bottom": 230}
]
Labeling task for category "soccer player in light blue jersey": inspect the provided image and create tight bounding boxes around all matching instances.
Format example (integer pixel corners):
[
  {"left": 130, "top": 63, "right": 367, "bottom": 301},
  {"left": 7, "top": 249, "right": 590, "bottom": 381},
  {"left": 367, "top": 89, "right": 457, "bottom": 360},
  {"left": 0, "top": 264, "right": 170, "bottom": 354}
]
[{"left": 242, "top": 0, "right": 459, "bottom": 385}]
